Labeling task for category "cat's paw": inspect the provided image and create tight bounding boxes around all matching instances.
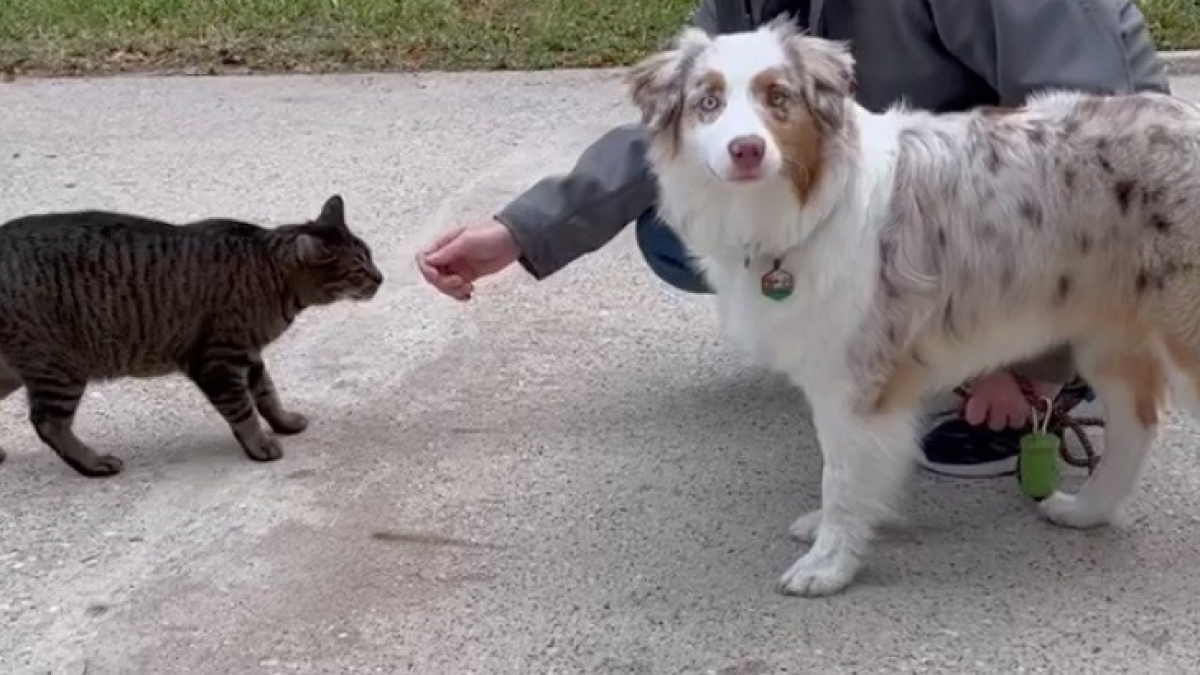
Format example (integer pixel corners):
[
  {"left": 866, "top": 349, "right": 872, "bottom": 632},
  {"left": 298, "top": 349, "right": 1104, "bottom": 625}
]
[
  {"left": 267, "top": 411, "right": 309, "bottom": 435},
  {"left": 242, "top": 436, "right": 284, "bottom": 462},
  {"left": 71, "top": 454, "right": 124, "bottom": 478}
]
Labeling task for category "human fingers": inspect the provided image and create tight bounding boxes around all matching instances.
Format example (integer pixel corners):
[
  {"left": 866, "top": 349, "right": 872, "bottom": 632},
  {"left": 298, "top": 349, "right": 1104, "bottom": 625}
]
[
  {"left": 442, "top": 275, "right": 475, "bottom": 301},
  {"left": 985, "top": 403, "right": 1009, "bottom": 431},
  {"left": 415, "top": 249, "right": 444, "bottom": 286},
  {"left": 415, "top": 253, "right": 473, "bottom": 299},
  {"left": 1007, "top": 405, "right": 1031, "bottom": 430},
  {"left": 962, "top": 393, "right": 1021, "bottom": 430},
  {"left": 425, "top": 227, "right": 483, "bottom": 269},
  {"left": 986, "top": 395, "right": 1029, "bottom": 431},
  {"left": 962, "top": 395, "right": 989, "bottom": 427},
  {"left": 421, "top": 225, "right": 467, "bottom": 259}
]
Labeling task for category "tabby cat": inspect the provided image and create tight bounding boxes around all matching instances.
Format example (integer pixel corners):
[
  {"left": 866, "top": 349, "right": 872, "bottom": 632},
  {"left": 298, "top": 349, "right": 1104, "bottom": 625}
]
[{"left": 0, "top": 195, "right": 383, "bottom": 477}]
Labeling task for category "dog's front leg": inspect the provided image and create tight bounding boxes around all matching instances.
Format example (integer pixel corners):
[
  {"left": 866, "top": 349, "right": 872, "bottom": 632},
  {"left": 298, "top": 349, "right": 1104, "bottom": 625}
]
[{"left": 779, "top": 400, "right": 919, "bottom": 598}]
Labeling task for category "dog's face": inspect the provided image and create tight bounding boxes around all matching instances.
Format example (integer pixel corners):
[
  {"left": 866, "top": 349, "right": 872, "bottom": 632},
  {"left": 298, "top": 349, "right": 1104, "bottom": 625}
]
[{"left": 627, "top": 19, "right": 855, "bottom": 196}]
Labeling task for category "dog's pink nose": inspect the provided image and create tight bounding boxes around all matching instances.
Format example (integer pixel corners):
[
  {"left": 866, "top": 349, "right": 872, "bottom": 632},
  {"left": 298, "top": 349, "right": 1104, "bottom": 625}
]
[{"left": 728, "top": 135, "right": 765, "bottom": 170}]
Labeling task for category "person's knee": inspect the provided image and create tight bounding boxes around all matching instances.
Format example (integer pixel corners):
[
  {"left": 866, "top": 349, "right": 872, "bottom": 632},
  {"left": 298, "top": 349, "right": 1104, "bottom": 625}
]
[
  {"left": 634, "top": 211, "right": 711, "bottom": 294},
  {"left": 634, "top": 211, "right": 681, "bottom": 273}
]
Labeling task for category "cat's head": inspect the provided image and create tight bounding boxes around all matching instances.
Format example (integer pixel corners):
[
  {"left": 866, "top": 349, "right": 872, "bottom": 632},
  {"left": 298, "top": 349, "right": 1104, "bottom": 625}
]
[{"left": 286, "top": 195, "right": 384, "bottom": 304}]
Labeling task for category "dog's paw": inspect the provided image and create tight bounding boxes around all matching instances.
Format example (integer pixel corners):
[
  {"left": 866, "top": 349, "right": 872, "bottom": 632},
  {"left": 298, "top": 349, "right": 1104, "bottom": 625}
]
[
  {"left": 1038, "top": 491, "right": 1113, "bottom": 530},
  {"left": 788, "top": 510, "right": 822, "bottom": 543},
  {"left": 776, "top": 547, "right": 860, "bottom": 598}
]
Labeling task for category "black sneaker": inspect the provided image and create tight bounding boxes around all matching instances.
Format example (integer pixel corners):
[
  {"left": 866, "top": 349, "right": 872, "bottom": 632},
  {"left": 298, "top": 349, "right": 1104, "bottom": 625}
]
[{"left": 916, "top": 379, "right": 1095, "bottom": 478}]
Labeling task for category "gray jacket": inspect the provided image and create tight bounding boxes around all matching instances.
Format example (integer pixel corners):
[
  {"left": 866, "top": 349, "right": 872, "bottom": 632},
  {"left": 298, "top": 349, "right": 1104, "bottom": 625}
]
[{"left": 495, "top": 0, "right": 1171, "bottom": 281}]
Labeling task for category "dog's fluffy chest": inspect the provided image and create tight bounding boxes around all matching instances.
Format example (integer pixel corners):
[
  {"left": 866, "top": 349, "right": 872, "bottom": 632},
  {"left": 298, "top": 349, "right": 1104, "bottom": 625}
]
[
  {"left": 664, "top": 175, "right": 882, "bottom": 383},
  {"left": 703, "top": 249, "right": 873, "bottom": 380}
]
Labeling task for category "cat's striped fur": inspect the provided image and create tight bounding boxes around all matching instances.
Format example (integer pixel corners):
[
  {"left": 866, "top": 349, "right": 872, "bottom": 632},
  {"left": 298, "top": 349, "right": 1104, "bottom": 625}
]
[{"left": 0, "top": 195, "right": 383, "bottom": 477}]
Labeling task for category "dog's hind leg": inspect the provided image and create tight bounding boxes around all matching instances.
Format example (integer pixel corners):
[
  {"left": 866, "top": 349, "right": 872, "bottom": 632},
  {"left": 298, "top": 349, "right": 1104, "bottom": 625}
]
[
  {"left": 1157, "top": 331, "right": 1200, "bottom": 415},
  {"left": 1038, "top": 337, "right": 1165, "bottom": 529},
  {"left": 778, "top": 398, "right": 919, "bottom": 597}
]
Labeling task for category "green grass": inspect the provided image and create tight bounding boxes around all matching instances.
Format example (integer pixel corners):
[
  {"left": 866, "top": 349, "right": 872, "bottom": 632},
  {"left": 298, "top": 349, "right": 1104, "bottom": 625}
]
[
  {"left": 1140, "top": 0, "right": 1200, "bottom": 50},
  {"left": 0, "top": 0, "right": 1196, "bottom": 77},
  {"left": 0, "top": 0, "right": 694, "bottom": 75}
]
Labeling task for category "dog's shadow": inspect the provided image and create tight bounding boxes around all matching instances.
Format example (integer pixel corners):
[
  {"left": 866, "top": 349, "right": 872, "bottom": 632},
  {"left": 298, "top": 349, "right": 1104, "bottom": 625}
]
[{"left": 563, "top": 359, "right": 1143, "bottom": 597}]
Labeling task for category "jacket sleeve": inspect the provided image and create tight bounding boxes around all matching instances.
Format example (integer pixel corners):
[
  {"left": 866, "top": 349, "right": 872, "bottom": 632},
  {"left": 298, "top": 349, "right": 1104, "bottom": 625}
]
[
  {"left": 493, "top": 1, "right": 721, "bottom": 281},
  {"left": 928, "top": 0, "right": 1171, "bottom": 105}
]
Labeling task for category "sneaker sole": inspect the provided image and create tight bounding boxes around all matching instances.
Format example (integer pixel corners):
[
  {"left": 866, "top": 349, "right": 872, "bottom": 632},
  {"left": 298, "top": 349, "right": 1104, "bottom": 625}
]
[{"left": 915, "top": 453, "right": 1019, "bottom": 478}]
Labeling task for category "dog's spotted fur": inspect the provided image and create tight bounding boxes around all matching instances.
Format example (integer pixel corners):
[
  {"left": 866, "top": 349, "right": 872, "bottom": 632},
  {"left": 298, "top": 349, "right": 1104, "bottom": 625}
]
[{"left": 627, "top": 18, "right": 1200, "bottom": 597}]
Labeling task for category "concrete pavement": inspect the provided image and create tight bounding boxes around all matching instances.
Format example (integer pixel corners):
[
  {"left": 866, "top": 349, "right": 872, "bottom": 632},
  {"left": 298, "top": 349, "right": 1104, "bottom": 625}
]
[{"left": 4, "top": 71, "right": 1200, "bottom": 674}]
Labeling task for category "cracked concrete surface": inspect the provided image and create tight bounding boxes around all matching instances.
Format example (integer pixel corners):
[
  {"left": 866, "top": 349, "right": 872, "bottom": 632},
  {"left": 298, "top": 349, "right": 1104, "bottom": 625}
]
[{"left": 3, "top": 71, "right": 1200, "bottom": 674}]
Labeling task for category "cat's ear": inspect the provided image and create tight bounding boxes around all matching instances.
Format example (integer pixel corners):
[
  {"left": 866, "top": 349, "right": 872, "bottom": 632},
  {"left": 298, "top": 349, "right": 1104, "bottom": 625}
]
[
  {"left": 295, "top": 234, "right": 335, "bottom": 265},
  {"left": 317, "top": 195, "right": 346, "bottom": 228}
]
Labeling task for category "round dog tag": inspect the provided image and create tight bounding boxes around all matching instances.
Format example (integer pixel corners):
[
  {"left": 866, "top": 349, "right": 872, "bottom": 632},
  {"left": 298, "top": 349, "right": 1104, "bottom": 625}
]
[{"left": 761, "top": 262, "right": 794, "bottom": 301}]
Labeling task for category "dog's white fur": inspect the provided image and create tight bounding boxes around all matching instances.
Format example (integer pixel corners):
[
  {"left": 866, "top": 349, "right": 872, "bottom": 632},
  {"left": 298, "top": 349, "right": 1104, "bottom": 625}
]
[{"left": 627, "top": 19, "right": 1200, "bottom": 596}]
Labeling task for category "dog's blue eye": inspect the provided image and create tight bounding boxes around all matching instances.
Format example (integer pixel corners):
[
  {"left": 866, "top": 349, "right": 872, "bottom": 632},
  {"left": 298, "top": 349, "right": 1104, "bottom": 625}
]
[{"left": 699, "top": 95, "right": 721, "bottom": 111}]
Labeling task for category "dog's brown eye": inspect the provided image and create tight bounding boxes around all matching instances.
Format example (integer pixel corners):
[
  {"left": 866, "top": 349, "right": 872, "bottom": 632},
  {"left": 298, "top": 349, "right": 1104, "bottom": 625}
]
[{"left": 769, "top": 88, "right": 790, "bottom": 107}]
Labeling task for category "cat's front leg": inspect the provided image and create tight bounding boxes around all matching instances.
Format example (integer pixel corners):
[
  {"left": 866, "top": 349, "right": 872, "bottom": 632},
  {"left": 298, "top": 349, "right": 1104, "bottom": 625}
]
[
  {"left": 248, "top": 356, "right": 308, "bottom": 435},
  {"left": 187, "top": 354, "right": 281, "bottom": 462}
]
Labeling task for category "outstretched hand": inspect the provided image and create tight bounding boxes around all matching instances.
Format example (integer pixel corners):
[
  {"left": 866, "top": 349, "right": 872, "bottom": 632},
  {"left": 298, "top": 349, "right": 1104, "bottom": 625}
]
[{"left": 415, "top": 220, "right": 521, "bottom": 301}]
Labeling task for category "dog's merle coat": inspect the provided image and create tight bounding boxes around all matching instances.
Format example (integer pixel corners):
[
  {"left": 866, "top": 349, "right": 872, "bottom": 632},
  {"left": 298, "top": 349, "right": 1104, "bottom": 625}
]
[{"left": 627, "top": 19, "right": 1200, "bottom": 597}]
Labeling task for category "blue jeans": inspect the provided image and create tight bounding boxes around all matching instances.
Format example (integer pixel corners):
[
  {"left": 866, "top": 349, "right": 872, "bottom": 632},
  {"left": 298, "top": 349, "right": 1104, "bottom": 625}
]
[{"left": 634, "top": 210, "right": 712, "bottom": 294}]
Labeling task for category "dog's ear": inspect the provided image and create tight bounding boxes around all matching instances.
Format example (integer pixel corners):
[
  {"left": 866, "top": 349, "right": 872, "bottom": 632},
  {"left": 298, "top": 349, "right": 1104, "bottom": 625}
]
[
  {"left": 782, "top": 34, "right": 856, "bottom": 132},
  {"left": 626, "top": 27, "right": 711, "bottom": 132},
  {"left": 764, "top": 12, "right": 804, "bottom": 38}
]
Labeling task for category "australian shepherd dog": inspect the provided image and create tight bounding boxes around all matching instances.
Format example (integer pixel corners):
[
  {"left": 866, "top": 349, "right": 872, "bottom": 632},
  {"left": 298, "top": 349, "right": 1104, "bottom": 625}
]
[{"left": 626, "top": 18, "right": 1200, "bottom": 596}]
